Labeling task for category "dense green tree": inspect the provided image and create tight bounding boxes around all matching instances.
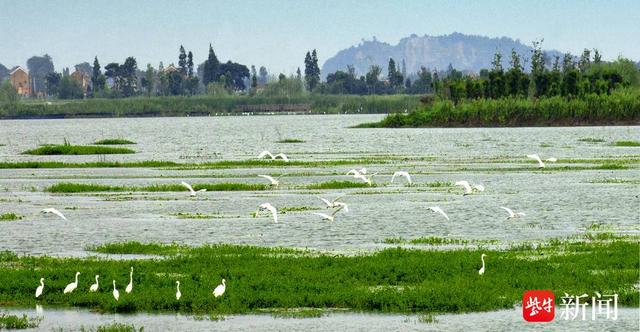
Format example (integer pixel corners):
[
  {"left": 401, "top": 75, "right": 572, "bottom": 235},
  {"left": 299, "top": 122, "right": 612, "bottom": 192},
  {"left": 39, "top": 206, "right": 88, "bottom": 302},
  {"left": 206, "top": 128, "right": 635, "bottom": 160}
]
[
  {"left": 91, "top": 57, "right": 106, "bottom": 93},
  {"left": 410, "top": 67, "right": 433, "bottom": 94},
  {"left": 202, "top": 44, "right": 220, "bottom": 86},
  {"left": 217, "top": 61, "right": 250, "bottom": 90},
  {"left": 530, "top": 40, "right": 548, "bottom": 97},
  {"left": 578, "top": 49, "right": 591, "bottom": 73},
  {"left": 0, "top": 81, "right": 19, "bottom": 106},
  {"left": 27, "top": 54, "right": 55, "bottom": 95},
  {"left": 365, "top": 65, "right": 382, "bottom": 94},
  {"left": 488, "top": 52, "right": 505, "bottom": 98},
  {"left": 258, "top": 66, "right": 268, "bottom": 86},
  {"left": 178, "top": 45, "right": 187, "bottom": 75},
  {"left": 58, "top": 76, "right": 83, "bottom": 99},
  {"left": 250, "top": 65, "right": 258, "bottom": 90},
  {"left": 141, "top": 64, "right": 154, "bottom": 97},
  {"left": 44, "top": 72, "right": 62, "bottom": 96},
  {"left": 304, "top": 50, "right": 320, "bottom": 92}
]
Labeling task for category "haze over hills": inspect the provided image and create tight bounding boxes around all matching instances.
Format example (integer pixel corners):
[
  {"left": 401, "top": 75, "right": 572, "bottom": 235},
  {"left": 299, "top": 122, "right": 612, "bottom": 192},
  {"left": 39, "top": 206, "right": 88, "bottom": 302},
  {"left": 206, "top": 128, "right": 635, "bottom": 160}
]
[{"left": 322, "top": 32, "right": 564, "bottom": 77}]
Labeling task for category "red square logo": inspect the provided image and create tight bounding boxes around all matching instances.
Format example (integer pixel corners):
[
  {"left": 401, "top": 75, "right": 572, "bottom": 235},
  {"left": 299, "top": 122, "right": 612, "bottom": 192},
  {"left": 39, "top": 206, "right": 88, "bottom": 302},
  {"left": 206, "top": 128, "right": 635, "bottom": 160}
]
[{"left": 523, "top": 290, "right": 555, "bottom": 322}]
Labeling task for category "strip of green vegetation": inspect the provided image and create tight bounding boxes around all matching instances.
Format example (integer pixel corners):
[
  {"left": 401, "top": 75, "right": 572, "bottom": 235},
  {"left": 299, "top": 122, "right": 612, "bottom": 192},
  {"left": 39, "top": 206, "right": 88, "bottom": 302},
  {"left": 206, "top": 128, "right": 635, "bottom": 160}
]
[
  {"left": 86, "top": 242, "right": 190, "bottom": 256},
  {"left": 358, "top": 88, "right": 640, "bottom": 128},
  {"left": 277, "top": 138, "right": 305, "bottom": 143},
  {"left": 0, "top": 213, "right": 22, "bottom": 221},
  {"left": 588, "top": 178, "right": 640, "bottom": 184},
  {"left": 0, "top": 240, "right": 637, "bottom": 314},
  {"left": 612, "top": 140, "right": 640, "bottom": 147},
  {"left": 271, "top": 308, "right": 325, "bottom": 319},
  {"left": 174, "top": 213, "right": 217, "bottom": 219},
  {"left": 79, "top": 322, "right": 143, "bottom": 332},
  {"left": 279, "top": 206, "right": 321, "bottom": 213},
  {"left": 305, "top": 180, "right": 373, "bottom": 189},
  {"left": 93, "top": 139, "right": 137, "bottom": 145},
  {"left": 578, "top": 137, "right": 606, "bottom": 143},
  {"left": 23, "top": 145, "right": 135, "bottom": 155},
  {"left": 45, "top": 182, "right": 267, "bottom": 193},
  {"left": 0, "top": 313, "right": 40, "bottom": 329},
  {"left": 384, "top": 236, "right": 500, "bottom": 246}
]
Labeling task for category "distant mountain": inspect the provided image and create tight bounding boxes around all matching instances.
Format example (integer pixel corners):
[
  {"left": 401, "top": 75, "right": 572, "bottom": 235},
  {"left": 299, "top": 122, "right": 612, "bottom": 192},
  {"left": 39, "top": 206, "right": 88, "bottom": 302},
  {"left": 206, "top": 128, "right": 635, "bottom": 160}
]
[{"left": 322, "top": 32, "right": 563, "bottom": 77}]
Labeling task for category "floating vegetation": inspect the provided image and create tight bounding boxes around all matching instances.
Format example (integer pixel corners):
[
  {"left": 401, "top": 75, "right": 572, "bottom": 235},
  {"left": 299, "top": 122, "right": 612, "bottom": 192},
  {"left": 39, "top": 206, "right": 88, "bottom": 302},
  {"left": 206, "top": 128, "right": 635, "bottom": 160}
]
[
  {"left": 86, "top": 241, "right": 189, "bottom": 255},
  {"left": 277, "top": 138, "right": 305, "bottom": 143},
  {"left": 305, "top": 180, "right": 373, "bottom": 190},
  {"left": 384, "top": 236, "right": 501, "bottom": 246},
  {"left": 22, "top": 145, "right": 135, "bottom": 155},
  {"left": 174, "top": 212, "right": 217, "bottom": 219},
  {"left": 0, "top": 313, "right": 41, "bottom": 329},
  {"left": 588, "top": 178, "right": 640, "bottom": 184},
  {"left": 578, "top": 137, "right": 606, "bottom": 143},
  {"left": 0, "top": 213, "right": 22, "bottom": 221},
  {"left": 417, "top": 313, "right": 438, "bottom": 324},
  {"left": 612, "top": 140, "right": 640, "bottom": 147},
  {"left": 93, "top": 139, "right": 137, "bottom": 145},
  {"left": 45, "top": 182, "right": 267, "bottom": 193},
  {"left": 279, "top": 206, "right": 321, "bottom": 214},
  {"left": 79, "top": 322, "right": 143, "bottom": 332},
  {"left": 270, "top": 308, "right": 325, "bottom": 319}
]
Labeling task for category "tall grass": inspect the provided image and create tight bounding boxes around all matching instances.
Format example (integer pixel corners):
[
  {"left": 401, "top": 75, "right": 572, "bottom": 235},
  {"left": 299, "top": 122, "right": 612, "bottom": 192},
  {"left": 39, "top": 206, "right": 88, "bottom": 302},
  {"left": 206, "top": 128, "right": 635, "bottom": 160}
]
[
  {"left": 45, "top": 182, "right": 267, "bottom": 193},
  {"left": 23, "top": 145, "right": 135, "bottom": 155},
  {"left": 0, "top": 313, "right": 40, "bottom": 329}
]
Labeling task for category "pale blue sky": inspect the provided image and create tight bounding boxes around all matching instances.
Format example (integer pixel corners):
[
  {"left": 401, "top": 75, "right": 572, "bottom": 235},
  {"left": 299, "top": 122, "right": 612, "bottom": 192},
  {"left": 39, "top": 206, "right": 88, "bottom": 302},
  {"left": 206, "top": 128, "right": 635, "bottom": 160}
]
[{"left": 1, "top": 0, "right": 638, "bottom": 74}]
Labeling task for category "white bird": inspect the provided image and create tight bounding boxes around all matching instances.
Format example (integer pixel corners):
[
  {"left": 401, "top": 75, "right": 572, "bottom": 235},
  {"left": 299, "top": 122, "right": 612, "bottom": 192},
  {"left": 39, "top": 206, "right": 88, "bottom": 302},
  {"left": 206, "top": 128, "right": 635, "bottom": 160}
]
[
  {"left": 112, "top": 280, "right": 119, "bottom": 301},
  {"left": 359, "top": 167, "right": 367, "bottom": 175},
  {"left": 257, "top": 150, "right": 275, "bottom": 160},
  {"left": 181, "top": 181, "right": 207, "bottom": 197},
  {"left": 63, "top": 272, "right": 80, "bottom": 294},
  {"left": 176, "top": 281, "right": 181, "bottom": 300},
  {"left": 35, "top": 278, "right": 44, "bottom": 298},
  {"left": 347, "top": 168, "right": 367, "bottom": 176},
  {"left": 41, "top": 208, "right": 67, "bottom": 220},
  {"left": 125, "top": 267, "right": 133, "bottom": 294},
  {"left": 89, "top": 275, "right": 99, "bottom": 292},
  {"left": 213, "top": 278, "right": 226, "bottom": 297},
  {"left": 527, "top": 154, "right": 557, "bottom": 168},
  {"left": 455, "top": 181, "right": 485, "bottom": 195},
  {"left": 427, "top": 206, "right": 449, "bottom": 220},
  {"left": 257, "top": 203, "right": 278, "bottom": 223},
  {"left": 318, "top": 195, "right": 348, "bottom": 212},
  {"left": 274, "top": 153, "right": 289, "bottom": 162},
  {"left": 478, "top": 254, "right": 487, "bottom": 275},
  {"left": 258, "top": 174, "right": 281, "bottom": 187},
  {"left": 313, "top": 206, "right": 345, "bottom": 222},
  {"left": 391, "top": 171, "right": 412, "bottom": 186},
  {"left": 353, "top": 172, "right": 377, "bottom": 186},
  {"left": 500, "top": 207, "right": 526, "bottom": 219}
]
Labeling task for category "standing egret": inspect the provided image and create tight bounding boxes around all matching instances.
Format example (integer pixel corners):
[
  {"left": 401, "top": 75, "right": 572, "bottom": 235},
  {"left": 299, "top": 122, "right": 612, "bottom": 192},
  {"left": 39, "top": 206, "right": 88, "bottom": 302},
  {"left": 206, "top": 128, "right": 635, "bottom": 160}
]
[
  {"left": 391, "top": 171, "right": 412, "bottom": 186},
  {"left": 181, "top": 181, "right": 207, "bottom": 197},
  {"left": 35, "top": 278, "right": 44, "bottom": 298},
  {"left": 112, "top": 280, "right": 119, "bottom": 301},
  {"left": 213, "top": 279, "right": 226, "bottom": 297},
  {"left": 257, "top": 203, "right": 278, "bottom": 223},
  {"left": 258, "top": 150, "right": 275, "bottom": 160},
  {"left": 125, "top": 267, "right": 133, "bottom": 294},
  {"left": 427, "top": 206, "right": 449, "bottom": 220},
  {"left": 274, "top": 153, "right": 289, "bottom": 162},
  {"left": 258, "top": 174, "right": 281, "bottom": 187},
  {"left": 455, "top": 181, "right": 485, "bottom": 196},
  {"left": 478, "top": 254, "right": 487, "bottom": 275},
  {"left": 89, "top": 275, "right": 99, "bottom": 292},
  {"left": 176, "top": 281, "right": 181, "bottom": 300},
  {"left": 500, "top": 207, "right": 525, "bottom": 219},
  {"left": 41, "top": 208, "right": 67, "bottom": 220},
  {"left": 527, "top": 154, "right": 557, "bottom": 168},
  {"left": 63, "top": 272, "right": 80, "bottom": 294}
]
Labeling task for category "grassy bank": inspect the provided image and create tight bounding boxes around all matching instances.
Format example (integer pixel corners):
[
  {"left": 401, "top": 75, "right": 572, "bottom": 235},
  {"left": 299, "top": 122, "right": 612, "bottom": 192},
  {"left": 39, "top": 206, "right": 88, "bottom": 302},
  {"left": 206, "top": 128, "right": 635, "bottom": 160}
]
[
  {"left": 0, "top": 240, "right": 637, "bottom": 314},
  {"left": 358, "top": 89, "right": 640, "bottom": 127},
  {"left": 0, "top": 94, "right": 420, "bottom": 119},
  {"left": 23, "top": 145, "right": 135, "bottom": 155},
  {"left": 45, "top": 182, "right": 267, "bottom": 193}
]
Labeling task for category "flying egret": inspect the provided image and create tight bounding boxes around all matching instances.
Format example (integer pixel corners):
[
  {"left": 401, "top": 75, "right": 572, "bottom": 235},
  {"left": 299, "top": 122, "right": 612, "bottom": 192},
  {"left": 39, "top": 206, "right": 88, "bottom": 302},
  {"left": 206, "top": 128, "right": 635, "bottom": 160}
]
[
  {"left": 353, "top": 172, "right": 377, "bottom": 186},
  {"left": 41, "top": 208, "right": 67, "bottom": 220},
  {"left": 347, "top": 168, "right": 367, "bottom": 176},
  {"left": 455, "top": 181, "right": 485, "bottom": 196},
  {"left": 274, "top": 153, "right": 289, "bottom": 162},
  {"left": 176, "top": 281, "right": 181, "bottom": 300},
  {"left": 500, "top": 207, "right": 526, "bottom": 219},
  {"left": 258, "top": 150, "right": 275, "bottom": 160},
  {"left": 181, "top": 181, "right": 206, "bottom": 197},
  {"left": 89, "top": 275, "right": 99, "bottom": 292},
  {"left": 63, "top": 272, "right": 80, "bottom": 294},
  {"left": 213, "top": 278, "right": 226, "bottom": 297},
  {"left": 318, "top": 195, "right": 348, "bottom": 212},
  {"left": 258, "top": 174, "right": 281, "bottom": 187},
  {"left": 112, "top": 280, "right": 119, "bottom": 301},
  {"left": 257, "top": 203, "right": 278, "bottom": 223},
  {"left": 427, "top": 206, "right": 449, "bottom": 220},
  {"left": 125, "top": 267, "right": 133, "bottom": 294},
  {"left": 391, "top": 171, "right": 412, "bottom": 186},
  {"left": 312, "top": 205, "right": 345, "bottom": 222},
  {"left": 35, "top": 278, "right": 44, "bottom": 298},
  {"left": 478, "top": 254, "right": 487, "bottom": 275},
  {"left": 527, "top": 154, "right": 557, "bottom": 168}
]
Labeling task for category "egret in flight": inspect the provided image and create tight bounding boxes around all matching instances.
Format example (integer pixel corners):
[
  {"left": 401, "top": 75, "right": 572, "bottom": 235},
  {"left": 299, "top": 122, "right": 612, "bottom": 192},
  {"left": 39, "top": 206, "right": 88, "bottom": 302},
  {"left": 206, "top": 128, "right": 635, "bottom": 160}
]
[
  {"left": 353, "top": 172, "right": 377, "bottom": 186},
  {"left": 89, "top": 275, "right": 99, "bottom": 292},
  {"left": 347, "top": 168, "right": 367, "bottom": 176},
  {"left": 125, "top": 267, "right": 133, "bottom": 294},
  {"left": 319, "top": 195, "right": 349, "bottom": 212},
  {"left": 213, "top": 279, "right": 226, "bottom": 297},
  {"left": 258, "top": 150, "right": 289, "bottom": 162},
  {"left": 500, "top": 207, "right": 525, "bottom": 219},
  {"left": 478, "top": 254, "right": 487, "bottom": 275},
  {"left": 35, "top": 278, "right": 44, "bottom": 298},
  {"left": 427, "top": 206, "right": 449, "bottom": 220},
  {"left": 527, "top": 154, "right": 557, "bottom": 168},
  {"left": 112, "top": 280, "right": 119, "bottom": 301},
  {"left": 63, "top": 272, "right": 80, "bottom": 294},
  {"left": 313, "top": 205, "right": 346, "bottom": 222},
  {"left": 455, "top": 181, "right": 485, "bottom": 196},
  {"left": 257, "top": 203, "right": 278, "bottom": 223},
  {"left": 258, "top": 174, "right": 281, "bottom": 187},
  {"left": 41, "top": 208, "right": 67, "bottom": 220},
  {"left": 391, "top": 171, "right": 412, "bottom": 186},
  {"left": 274, "top": 153, "right": 289, "bottom": 162},
  {"left": 181, "top": 181, "right": 206, "bottom": 197}
]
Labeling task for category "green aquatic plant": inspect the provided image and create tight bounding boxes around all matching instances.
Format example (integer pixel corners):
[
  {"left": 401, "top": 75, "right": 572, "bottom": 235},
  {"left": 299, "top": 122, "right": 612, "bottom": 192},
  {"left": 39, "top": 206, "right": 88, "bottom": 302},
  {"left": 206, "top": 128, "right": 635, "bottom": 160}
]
[
  {"left": 305, "top": 180, "right": 373, "bottom": 190},
  {"left": 612, "top": 140, "right": 640, "bottom": 147},
  {"left": 0, "top": 213, "right": 22, "bottom": 221},
  {"left": 94, "top": 139, "right": 137, "bottom": 145},
  {"left": 45, "top": 182, "right": 267, "bottom": 193},
  {"left": 22, "top": 145, "right": 135, "bottom": 155},
  {"left": 277, "top": 138, "right": 305, "bottom": 143},
  {"left": 86, "top": 241, "right": 189, "bottom": 255},
  {"left": 80, "top": 322, "right": 143, "bottom": 332},
  {"left": 0, "top": 313, "right": 41, "bottom": 329},
  {"left": 578, "top": 137, "right": 606, "bottom": 143},
  {"left": 270, "top": 308, "right": 325, "bottom": 319}
]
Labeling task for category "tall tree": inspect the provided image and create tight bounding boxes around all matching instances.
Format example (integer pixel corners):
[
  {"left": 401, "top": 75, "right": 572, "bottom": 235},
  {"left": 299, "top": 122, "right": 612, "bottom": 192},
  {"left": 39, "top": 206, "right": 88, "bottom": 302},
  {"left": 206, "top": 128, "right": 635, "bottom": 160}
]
[
  {"left": 488, "top": 52, "right": 505, "bottom": 98},
  {"left": 187, "top": 51, "right": 194, "bottom": 77},
  {"left": 258, "top": 66, "right": 268, "bottom": 86},
  {"left": 365, "top": 65, "right": 382, "bottom": 94},
  {"left": 530, "top": 40, "right": 548, "bottom": 97},
  {"left": 27, "top": 54, "right": 55, "bottom": 95},
  {"left": 91, "top": 56, "right": 106, "bottom": 93},
  {"left": 202, "top": 43, "right": 220, "bottom": 86},
  {"left": 304, "top": 50, "right": 320, "bottom": 92},
  {"left": 250, "top": 65, "right": 258, "bottom": 90},
  {"left": 578, "top": 49, "right": 591, "bottom": 73},
  {"left": 141, "top": 64, "right": 154, "bottom": 96},
  {"left": 178, "top": 45, "right": 187, "bottom": 75}
]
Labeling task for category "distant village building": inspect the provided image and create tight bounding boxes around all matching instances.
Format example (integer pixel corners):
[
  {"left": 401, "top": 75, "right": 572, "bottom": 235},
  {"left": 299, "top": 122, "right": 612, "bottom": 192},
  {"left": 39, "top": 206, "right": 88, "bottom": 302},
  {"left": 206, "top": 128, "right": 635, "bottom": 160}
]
[
  {"left": 70, "top": 70, "right": 91, "bottom": 95},
  {"left": 9, "top": 67, "right": 31, "bottom": 96},
  {"left": 162, "top": 64, "right": 178, "bottom": 73}
]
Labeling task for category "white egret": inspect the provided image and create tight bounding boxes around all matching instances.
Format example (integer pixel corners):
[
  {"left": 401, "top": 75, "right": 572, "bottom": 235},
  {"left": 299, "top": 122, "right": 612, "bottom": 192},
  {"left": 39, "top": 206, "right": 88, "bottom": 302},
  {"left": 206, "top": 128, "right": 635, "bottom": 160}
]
[
  {"left": 112, "top": 280, "right": 119, "bottom": 301},
  {"left": 500, "top": 207, "right": 525, "bottom": 219},
  {"left": 35, "top": 278, "right": 44, "bottom": 298},
  {"left": 258, "top": 150, "right": 275, "bottom": 159},
  {"left": 274, "top": 153, "right": 289, "bottom": 162},
  {"left": 89, "top": 275, "right": 99, "bottom": 292},
  {"left": 176, "top": 281, "right": 181, "bottom": 300},
  {"left": 353, "top": 172, "right": 377, "bottom": 186},
  {"left": 258, "top": 174, "right": 281, "bottom": 187},
  {"left": 391, "top": 171, "right": 412, "bottom": 186},
  {"left": 125, "top": 267, "right": 133, "bottom": 294},
  {"left": 318, "top": 195, "right": 348, "bottom": 212},
  {"left": 257, "top": 203, "right": 278, "bottom": 223},
  {"left": 312, "top": 205, "right": 345, "bottom": 222},
  {"left": 427, "top": 206, "right": 449, "bottom": 220},
  {"left": 181, "top": 181, "right": 206, "bottom": 197},
  {"left": 527, "top": 154, "right": 557, "bottom": 168},
  {"left": 213, "top": 278, "right": 226, "bottom": 297},
  {"left": 41, "top": 208, "right": 67, "bottom": 220},
  {"left": 63, "top": 272, "right": 80, "bottom": 294},
  {"left": 478, "top": 254, "right": 487, "bottom": 275},
  {"left": 455, "top": 181, "right": 485, "bottom": 195},
  {"left": 347, "top": 169, "right": 362, "bottom": 176}
]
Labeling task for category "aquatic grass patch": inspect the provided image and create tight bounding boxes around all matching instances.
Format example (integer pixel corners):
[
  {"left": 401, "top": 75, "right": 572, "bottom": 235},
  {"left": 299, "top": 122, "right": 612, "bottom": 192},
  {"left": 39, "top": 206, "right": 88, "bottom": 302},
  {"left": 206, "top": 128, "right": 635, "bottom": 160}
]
[
  {"left": 79, "top": 322, "right": 143, "bottom": 332},
  {"left": 612, "top": 140, "right": 640, "bottom": 147},
  {"left": 86, "top": 241, "right": 189, "bottom": 255},
  {"left": 0, "top": 160, "right": 179, "bottom": 169},
  {"left": 0, "top": 313, "right": 41, "bottom": 329},
  {"left": 578, "top": 137, "right": 606, "bottom": 143},
  {"left": 588, "top": 178, "right": 640, "bottom": 184},
  {"left": 45, "top": 182, "right": 267, "bottom": 193},
  {"left": 417, "top": 313, "right": 438, "bottom": 323},
  {"left": 270, "top": 308, "right": 325, "bottom": 319},
  {"left": 22, "top": 145, "right": 135, "bottom": 155},
  {"left": 93, "top": 139, "right": 137, "bottom": 145},
  {"left": 0, "top": 213, "right": 22, "bottom": 221},
  {"left": 277, "top": 138, "right": 305, "bottom": 143},
  {"left": 305, "top": 180, "right": 373, "bottom": 190},
  {"left": 279, "top": 206, "right": 322, "bottom": 214}
]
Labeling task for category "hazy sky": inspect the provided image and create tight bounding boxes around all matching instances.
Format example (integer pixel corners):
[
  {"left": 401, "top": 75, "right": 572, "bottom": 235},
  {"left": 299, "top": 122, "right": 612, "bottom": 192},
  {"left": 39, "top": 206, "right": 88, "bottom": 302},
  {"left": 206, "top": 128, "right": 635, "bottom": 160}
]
[{"left": 1, "top": 0, "right": 638, "bottom": 74}]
